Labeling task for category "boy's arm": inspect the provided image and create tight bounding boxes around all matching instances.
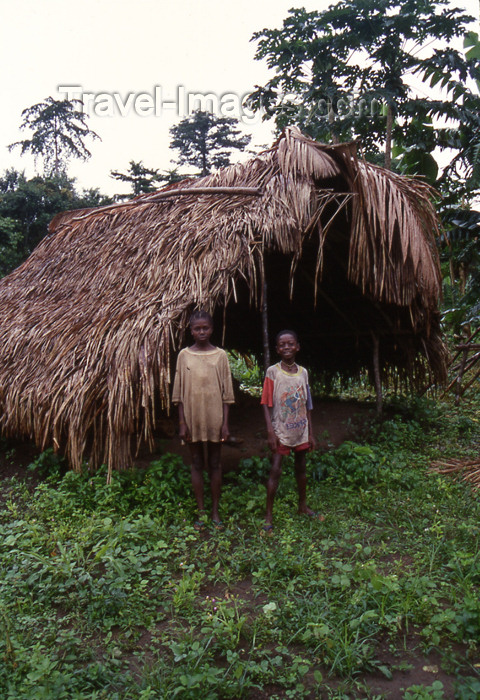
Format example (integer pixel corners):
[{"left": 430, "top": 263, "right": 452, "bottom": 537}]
[
  {"left": 177, "top": 403, "right": 191, "bottom": 442},
  {"left": 304, "top": 373, "right": 316, "bottom": 450},
  {"left": 262, "top": 404, "right": 279, "bottom": 451},
  {"left": 261, "top": 373, "right": 278, "bottom": 451},
  {"left": 221, "top": 403, "right": 230, "bottom": 441}
]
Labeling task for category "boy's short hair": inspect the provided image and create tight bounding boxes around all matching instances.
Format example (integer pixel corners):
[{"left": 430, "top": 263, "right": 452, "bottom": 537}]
[
  {"left": 275, "top": 329, "right": 299, "bottom": 344},
  {"left": 189, "top": 310, "right": 213, "bottom": 327}
]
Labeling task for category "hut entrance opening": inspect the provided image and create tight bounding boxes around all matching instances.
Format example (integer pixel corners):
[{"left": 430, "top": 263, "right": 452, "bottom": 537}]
[{"left": 220, "top": 212, "right": 405, "bottom": 390}]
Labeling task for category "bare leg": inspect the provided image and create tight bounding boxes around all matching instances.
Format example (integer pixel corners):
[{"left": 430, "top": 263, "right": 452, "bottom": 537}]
[
  {"left": 207, "top": 441, "right": 222, "bottom": 522},
  {"left": 265, "top": 453, "right": 283, "bottom": 526},
  {"left": 294, "top": 451, "right": 314, "bottom": 515},
  {"left": 188, "top": 442, "right": 205, "bottom": 515}
]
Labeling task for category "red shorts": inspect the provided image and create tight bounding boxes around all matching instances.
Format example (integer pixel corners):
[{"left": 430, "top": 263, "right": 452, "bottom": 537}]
[{"left": 275, "top": 441, "right": 310, "bottom": 456}]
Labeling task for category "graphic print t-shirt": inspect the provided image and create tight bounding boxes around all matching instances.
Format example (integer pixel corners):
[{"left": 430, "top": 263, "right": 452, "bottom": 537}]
[{"left": 260, "top": 363, "right": 313, "bottom": 447}]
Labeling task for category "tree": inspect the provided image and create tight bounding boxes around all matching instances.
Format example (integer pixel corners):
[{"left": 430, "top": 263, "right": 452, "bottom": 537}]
[
  {"left": 111, "top": 160, "right": 162, "bottom": 197},
  {"left": 249, "top": 0, "right": 480, "bottom": 334},
  {"left": 9, "top": 97, "right": 100, "bottom": 176},
  {"left": 0, "top": 169, "right": 111, "bottom": 276},
  {"left": 0, "top": 217, "right": 24, "bottom": 277},
  {"left": 249, "top": 0, "right": 480, "bottom": 175},
  {"left": 169, "top": 111, "right": 251, "bottom": 176},
  {"left": 159, "top": 168, "right": 185, "bottom": 185},
  {"left": 110, "top": 161, "right": 185, "bottom": 198}
]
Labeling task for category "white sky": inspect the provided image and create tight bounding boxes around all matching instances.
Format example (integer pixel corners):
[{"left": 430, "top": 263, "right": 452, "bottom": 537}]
[{"left": 1, "top": 0, "right": 479, "bottom": 196}]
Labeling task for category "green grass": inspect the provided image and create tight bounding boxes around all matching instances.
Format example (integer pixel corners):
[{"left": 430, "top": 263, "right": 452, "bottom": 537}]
[{"left": 0, "top": 396, "right": 479, "bottom": 698}]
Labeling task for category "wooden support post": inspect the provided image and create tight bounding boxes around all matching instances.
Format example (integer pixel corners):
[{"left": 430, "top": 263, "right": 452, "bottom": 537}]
[
  {"left": 372, "top": 333, "right": 383, "bottom": 414},
  {"left": 455, "top": 348, "right": 470, "bottom": 406},
  {"left": 459, "top": 365, "right": 480, "bottom": 399},
  {"left": 262, "top": 277, "right": 270, "bottom": 373}
]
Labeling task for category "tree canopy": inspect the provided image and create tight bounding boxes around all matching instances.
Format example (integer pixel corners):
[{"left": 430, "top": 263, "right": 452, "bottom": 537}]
[
  {"left": 110, "top": 161, "right": 184, "bottom": 198},
  {"left": 110, "top": 161, "right": 162, "bottom": 197},
  {"left": 169, "top": 111, "right": 251, "bottom": 176},
  {"left": 9, "top": 97, "right": 100, "bottom": 177},
  {"left": 249, "top": 0, "right": 480, "bottom": 331},
  {"left": 0, "top": 169, "right": 111, "bottom": 277},
  {"left": 249, "top": 0, "right": 480, "bottom": 179}
]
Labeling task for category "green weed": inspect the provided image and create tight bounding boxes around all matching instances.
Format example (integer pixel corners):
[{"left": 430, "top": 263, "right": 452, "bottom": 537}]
[{"left": 1, "top": 395, "right": 479, "bottom": 697}]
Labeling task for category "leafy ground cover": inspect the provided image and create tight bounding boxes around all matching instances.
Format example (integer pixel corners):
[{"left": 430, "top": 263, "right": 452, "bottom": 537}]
[{"left": 0, "top": 394, "right": 479, "bottom": 699}]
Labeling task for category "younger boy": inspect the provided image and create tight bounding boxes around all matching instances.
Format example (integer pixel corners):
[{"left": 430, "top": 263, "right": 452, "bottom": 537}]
[{"left": 261, "top": 330, "right": 321, "bottom": 531}]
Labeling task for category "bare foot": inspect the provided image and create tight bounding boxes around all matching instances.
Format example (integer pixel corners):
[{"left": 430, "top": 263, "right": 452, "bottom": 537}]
[{"left": 298, "top": 507, "right": 325, "bottom": 521}]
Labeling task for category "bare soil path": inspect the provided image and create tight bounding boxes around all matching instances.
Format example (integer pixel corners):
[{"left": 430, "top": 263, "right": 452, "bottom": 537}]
[{"left": 161, "top": 396, "right": 375, "bottom": 472}]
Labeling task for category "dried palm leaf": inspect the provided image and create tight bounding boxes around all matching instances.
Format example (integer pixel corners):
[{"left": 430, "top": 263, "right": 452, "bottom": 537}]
[
  {"left": 430, "top": 459, "right": 480, "bottom": 493},
  {"left": 0, "top": 127, "right": 447, "bottom": 474}
]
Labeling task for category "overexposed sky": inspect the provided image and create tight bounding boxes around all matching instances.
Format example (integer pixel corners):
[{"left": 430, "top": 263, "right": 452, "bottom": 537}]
[{"left": 1, "top": 0, "right": 478, "bottom": 196}]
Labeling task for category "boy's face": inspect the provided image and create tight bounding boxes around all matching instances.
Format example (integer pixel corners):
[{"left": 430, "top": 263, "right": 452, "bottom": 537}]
[
  {"left": 276, "top": 333, "right": 300, "bottom": 362},
  {"left": 190, "top": 319, "right": 213, "bottom": 344}
]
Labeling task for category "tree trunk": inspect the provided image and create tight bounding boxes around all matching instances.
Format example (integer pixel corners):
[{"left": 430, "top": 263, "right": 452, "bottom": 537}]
[
  {"left": 329, "top": 102, "right": 340, "bottom": 145},
  {"left": 384, "top": 103, "right": 393, "bottom": 170},
  {"left": 54, "top": 115, "right": 60, "bottom": 177},
  {"left": 455, "top": 348, "right": 469, "bottom": 406}
]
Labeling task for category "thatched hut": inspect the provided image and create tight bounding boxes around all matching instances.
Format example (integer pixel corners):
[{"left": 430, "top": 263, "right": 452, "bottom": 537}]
[{"left": 0, "top": 127, "right": 448, "bottom": 476}]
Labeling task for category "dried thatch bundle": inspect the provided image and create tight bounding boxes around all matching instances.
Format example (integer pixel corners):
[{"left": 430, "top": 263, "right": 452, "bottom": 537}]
[
  {"left": 0, "top": 127, "right": 448, "bottom": 475},
  {"left": 430, "top": 459, "right": 480, "bottom": 493}
]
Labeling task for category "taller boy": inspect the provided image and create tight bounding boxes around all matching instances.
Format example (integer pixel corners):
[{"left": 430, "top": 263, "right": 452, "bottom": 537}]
[
  {"left": 261, "top": 330, "right": 319, "bottom": 530},
  {"left": 172, "top": 311, "right": 234, "bottom": 529}
]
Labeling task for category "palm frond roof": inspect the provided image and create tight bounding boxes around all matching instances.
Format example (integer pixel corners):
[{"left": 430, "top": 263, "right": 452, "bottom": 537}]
[{"left": 0, "top": 127, "right": 448, "bottom": 474}]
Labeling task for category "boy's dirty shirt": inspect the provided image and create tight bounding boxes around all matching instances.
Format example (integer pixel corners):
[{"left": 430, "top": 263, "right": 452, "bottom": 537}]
[
  {"left": 172, "top": 347, "right": 234, "bottom": 443},
  {"left": 261, "top": 363, "right": 313, "bottom": 447}
]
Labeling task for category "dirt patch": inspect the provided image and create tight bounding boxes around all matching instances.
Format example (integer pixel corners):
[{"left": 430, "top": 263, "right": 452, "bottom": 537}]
[
  {"left": 0, "top": 396, "right": 376, "bottom": 480},
  {"left": 246, "top": 633, "right": 460, "bottom": 699},
  {"left": 154, "top": 396, "right": 376, "bottom": 473},
  {"left": 0, "top": 439, "right": 42, "bottom": 478}
]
